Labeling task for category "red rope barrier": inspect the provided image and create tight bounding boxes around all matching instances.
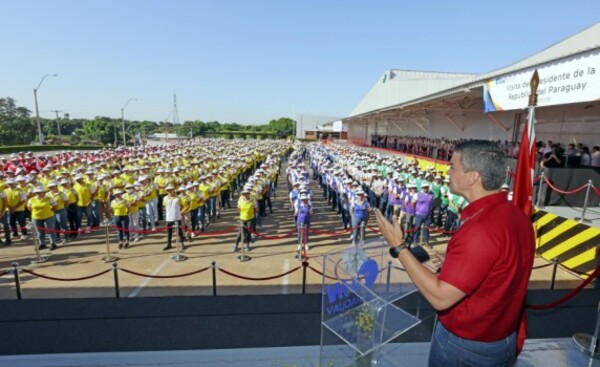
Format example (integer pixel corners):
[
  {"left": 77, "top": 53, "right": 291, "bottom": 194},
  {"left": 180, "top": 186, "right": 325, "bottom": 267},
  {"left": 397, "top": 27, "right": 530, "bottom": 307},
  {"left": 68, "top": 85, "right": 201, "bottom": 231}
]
[
  {"left": 21, "top": 268, "right": 111, "bottom": 282},
  {"left": 120, "top": 266, "right": 210, "bottom": 278},
  {"left": 593, "top": 184, "right": 600, "bottom": 197},
  {"left": 217, "top": 266, "right": 301, "bottom": 281},
  {"left": 36, "top": 226, "right": 103, "bottom": 234},
  {"left": 543, "top": 177, "right": 588, "bottom": 195},
  {"left": 307, "top": 265, "right": 338, "bottom": 280},
  {"left": 526, "top": 265, "right": 600, "bottom": 310},
  {"left": 427, "top": 226, "right": 456, "bottom": 235},
  {"left": 246, "top": 227, "right": 297, "bottom": 240},
  {"left": 309, "top": 225, "right": 357, "bottom": 235},
  {"left": 113, "top": 225, "right": 172, "bottom": 234},
  {"left": 367, "top": 226, "right": 381, "bottom": 234},
  {"left": 0, "top": 270, "right": 10, "bottom": 277},
  {"left": 187, "top": 226, "right": 239, "bottom": 236}
]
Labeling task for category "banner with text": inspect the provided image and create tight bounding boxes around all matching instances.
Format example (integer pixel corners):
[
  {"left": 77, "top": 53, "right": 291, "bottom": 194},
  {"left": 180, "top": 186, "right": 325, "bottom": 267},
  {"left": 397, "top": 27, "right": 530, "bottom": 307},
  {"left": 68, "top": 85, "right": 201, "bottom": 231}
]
[{"left": 483, "top": 50, "right": 599, "bottom": 112}]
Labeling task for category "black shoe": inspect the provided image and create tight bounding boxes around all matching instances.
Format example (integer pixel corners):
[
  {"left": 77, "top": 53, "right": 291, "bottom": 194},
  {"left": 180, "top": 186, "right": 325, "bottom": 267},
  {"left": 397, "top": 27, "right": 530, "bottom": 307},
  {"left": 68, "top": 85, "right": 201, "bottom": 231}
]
[
  {"left": 50, "top": 244, "right": 58, "bottom": 250},
  {"left": 181, "top": 243, "right": 186, "bottom": 250},
  {"left": 39, "top": 245, "right": 48, "bottom": 250},
  {"left": 163, "top": 245, "right": 172, "bottom": 251},
  {"left": 118, "top": 242, "right": 123, "bottom": 249},
  {"left": 124, "top": 242, "right": 130, "bottom": 249},
  {"left": 3, "top": 241, "right": 12, "bottom": 246}
]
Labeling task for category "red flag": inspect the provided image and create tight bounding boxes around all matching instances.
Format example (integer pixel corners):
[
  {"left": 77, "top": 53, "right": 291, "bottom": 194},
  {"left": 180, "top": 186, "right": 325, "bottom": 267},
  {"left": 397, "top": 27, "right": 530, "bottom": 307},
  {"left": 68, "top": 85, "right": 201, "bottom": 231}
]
[
  {"left": 512, "top": 117, "right": 536, "bottom": 216},
  {"left": 512, "top": 113, "right": 536, "bottom": 356}
]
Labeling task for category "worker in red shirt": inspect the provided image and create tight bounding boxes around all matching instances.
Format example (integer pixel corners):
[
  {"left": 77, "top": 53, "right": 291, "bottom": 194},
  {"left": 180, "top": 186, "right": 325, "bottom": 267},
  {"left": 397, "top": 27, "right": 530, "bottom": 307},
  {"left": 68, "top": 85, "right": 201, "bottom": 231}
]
[{"left": 376, "top": 140, "right": 534, "bottom": 366}]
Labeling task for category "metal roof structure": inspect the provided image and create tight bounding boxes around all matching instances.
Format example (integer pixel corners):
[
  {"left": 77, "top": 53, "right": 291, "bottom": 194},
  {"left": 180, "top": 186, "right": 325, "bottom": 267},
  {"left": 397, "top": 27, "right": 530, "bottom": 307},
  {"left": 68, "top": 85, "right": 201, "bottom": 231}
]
[
  {"left": 349, "top": 70, "right": 477, "bottom": 117},
  {"left": 346, "top": 21, "right": 600, "bottom": 119}
]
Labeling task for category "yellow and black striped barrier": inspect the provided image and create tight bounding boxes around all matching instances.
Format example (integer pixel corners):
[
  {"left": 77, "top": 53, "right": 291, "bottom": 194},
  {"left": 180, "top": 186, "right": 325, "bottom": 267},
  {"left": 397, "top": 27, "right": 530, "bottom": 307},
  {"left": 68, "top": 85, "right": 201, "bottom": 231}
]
[{"left": 532, "top": 209, "right": 599, "bottom": 278}]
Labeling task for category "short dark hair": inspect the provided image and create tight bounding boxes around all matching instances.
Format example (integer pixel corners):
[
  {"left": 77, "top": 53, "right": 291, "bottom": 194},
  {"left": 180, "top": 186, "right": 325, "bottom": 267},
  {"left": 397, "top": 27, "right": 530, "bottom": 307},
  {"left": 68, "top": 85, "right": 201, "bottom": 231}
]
[{"left": 453, "top": 140, "right": 506, "bottom": 191}]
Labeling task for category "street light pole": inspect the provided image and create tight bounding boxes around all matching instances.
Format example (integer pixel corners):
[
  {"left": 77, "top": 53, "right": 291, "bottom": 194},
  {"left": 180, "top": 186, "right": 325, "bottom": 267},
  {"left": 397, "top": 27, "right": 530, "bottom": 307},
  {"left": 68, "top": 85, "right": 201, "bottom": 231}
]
[
  {"left": 33, "top": 74, "right": 58, "bottom": 145},
  {"left": 120, "top": 98, "right": 137, "bottom": 147}
]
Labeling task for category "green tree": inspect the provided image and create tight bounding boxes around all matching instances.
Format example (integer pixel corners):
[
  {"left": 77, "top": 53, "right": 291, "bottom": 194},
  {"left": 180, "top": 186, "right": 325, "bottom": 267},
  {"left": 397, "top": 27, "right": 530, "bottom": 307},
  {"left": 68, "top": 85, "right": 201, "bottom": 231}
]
[
  {"left": 0, "top": 97, "right": 36, "bottom": 145},
  {"left": 267, "top": 117, "right": 295, "bottom": 136}
]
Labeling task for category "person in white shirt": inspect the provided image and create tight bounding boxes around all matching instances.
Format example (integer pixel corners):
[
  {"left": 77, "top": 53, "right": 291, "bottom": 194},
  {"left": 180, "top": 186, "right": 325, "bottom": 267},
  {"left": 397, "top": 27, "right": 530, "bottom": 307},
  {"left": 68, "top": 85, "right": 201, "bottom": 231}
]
[{"left": 163, "top": 185, "right": 186, "bottom": 251}]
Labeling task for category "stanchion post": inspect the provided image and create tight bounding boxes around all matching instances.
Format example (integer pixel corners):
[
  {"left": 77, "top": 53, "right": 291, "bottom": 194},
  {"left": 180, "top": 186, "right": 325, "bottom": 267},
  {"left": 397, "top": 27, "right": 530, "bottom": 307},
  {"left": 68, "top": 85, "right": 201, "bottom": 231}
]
[
  {"left": 360, "top": 221, "right": 365, "bottom": 246},
  {"left": 386, "top": 260, "right": 392, "bottom": 295},
  {"left": 30, "top": 227, "right": 49, "bottom": 264},
  {"left": 574, "top": 180, "right": 592, "bottom": 223},
  {"left": 505, "top": 166, "right": 510, "bottom": 186},
  {"left": 102, "top": 219, "right": 118, "bottom": 263},
  {"left": 535, "top": 172, "right": 545, "bottom": 209},
  {"left": 112, "top": 262, "right": 120, "bottom": 298},
  {"left": 550, "top": 258, "right": 559, "bottom": 290},
  {"left": 295, "top": 223, "right": 304, "bottom": 261},
  {"left": 572, "top": 300, "right": 600, "bottom": 358},
  {"left": 301, "top": 261, "right": 307, "bottom": 295},
  {"left": 12, "top": 262, "right": 21, "bottom": 300},
  {"left": 171, "top": 221, "right": 187, "bottom": 262},
  {"left": 211, "top": 261, "right": 217, "bottom": 296}
]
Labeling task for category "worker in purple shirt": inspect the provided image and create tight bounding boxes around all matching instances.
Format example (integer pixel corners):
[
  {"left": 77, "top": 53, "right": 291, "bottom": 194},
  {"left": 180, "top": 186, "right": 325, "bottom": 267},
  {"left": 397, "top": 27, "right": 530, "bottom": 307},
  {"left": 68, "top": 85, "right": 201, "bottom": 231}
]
[
  {"left": 402, "top": 183, "right": 418, "bottom": 234},
  {"left": 388, "top": 176, "right": 403, "bottom": 223},
  {"left": 412, "top": 182, "right": 434, "bottom": 246},
  {"left": 295, "top": 194, "right": 313, "bottom": 251}
]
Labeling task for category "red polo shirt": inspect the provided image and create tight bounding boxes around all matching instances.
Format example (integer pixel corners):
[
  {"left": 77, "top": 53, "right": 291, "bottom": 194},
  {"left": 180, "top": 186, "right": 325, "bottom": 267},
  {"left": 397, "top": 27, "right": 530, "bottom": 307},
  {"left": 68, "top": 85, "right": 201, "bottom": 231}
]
[{"left": 438, "top": 191, "right": 534, "bottom": 342}]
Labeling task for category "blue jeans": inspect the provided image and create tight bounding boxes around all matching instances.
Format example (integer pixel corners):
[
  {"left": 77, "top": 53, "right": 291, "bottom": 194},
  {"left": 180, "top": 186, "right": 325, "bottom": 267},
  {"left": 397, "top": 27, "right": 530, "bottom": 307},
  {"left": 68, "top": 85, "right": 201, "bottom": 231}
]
[
  {"left": 297, "top": 222, "right": 310, "bottom": 245},
  {"left": 413, "top": 214, "right": 431, "bottom": 244},
  {"left": 429, "top": 321, "right": 516, "bottom": 367},
  {"left": 91, "top": 200, "right": 101, "bottom": 227},
  {"left": 351, "top": 216, "right": 367, "bottom": 244},
  {"left": 54, "top": 208, "right": 69, "bottom": 239},
  {"left": 114, "top": 215, "right": 130, "bottom": 242},
  {"left": 76, "top": 206, "right": 93, "bottom": 230},
  {"left": 33, "top": 216, "right": 57, "bottom": 248}
]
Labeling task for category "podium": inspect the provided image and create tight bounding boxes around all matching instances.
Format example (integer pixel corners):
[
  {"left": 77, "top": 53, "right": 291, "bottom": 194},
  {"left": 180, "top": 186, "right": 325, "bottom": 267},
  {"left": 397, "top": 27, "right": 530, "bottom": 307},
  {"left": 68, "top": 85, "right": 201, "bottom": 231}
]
[{"left": 319, "top": 242, "right": 422, "bottom": 367}]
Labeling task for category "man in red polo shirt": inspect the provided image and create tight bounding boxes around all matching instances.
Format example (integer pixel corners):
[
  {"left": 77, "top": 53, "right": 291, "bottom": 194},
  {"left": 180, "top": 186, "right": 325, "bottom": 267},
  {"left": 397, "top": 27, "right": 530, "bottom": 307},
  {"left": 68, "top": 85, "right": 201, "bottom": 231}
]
[{"left": 376, "top": 140, "right": 534, "bottom": 366}]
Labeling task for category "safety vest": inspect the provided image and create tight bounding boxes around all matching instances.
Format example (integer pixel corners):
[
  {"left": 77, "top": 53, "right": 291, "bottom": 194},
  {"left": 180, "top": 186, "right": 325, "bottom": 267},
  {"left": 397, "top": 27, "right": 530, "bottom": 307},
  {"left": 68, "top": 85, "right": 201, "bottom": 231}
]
[
  {"left": 238, "top": 197, "right": 255, "bottom": 221},
  {"left": 29, "top": 196, "right": 54, "bottom": 220},
  {"left": 111, "top": 199, "right": 129, "bottom": 216}
]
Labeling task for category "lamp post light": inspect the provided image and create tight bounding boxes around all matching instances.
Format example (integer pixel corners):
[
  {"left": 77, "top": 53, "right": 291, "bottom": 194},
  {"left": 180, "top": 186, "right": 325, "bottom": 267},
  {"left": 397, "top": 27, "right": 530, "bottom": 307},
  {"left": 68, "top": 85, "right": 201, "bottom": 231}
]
[
  {"left": 120, "top": 98, "right": 137, "bottom": 147},
  {"left": 33, "top": 74, "right": 58, "bottom": 145}
]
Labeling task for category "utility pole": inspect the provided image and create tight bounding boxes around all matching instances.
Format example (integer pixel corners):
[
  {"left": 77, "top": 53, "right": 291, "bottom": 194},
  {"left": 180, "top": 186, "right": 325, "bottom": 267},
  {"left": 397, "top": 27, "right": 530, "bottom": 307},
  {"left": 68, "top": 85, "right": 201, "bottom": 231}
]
[{"left": 51, "top": 110, "right": 63, "bottom": 143}]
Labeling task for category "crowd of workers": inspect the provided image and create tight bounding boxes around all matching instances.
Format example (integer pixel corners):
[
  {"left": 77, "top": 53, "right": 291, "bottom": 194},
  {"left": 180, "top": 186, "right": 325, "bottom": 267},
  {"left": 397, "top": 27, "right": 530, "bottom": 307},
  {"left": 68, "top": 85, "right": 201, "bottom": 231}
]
[{"left": 0, "top": 139, "right": 293, "bottom": 251}]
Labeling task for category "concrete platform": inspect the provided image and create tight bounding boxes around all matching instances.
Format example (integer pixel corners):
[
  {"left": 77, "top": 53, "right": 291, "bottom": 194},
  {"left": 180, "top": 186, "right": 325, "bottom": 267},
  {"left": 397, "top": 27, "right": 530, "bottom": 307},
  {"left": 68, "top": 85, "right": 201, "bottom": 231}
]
[{"left": 0, "top": 338, "right": 597, "bottom": 367}]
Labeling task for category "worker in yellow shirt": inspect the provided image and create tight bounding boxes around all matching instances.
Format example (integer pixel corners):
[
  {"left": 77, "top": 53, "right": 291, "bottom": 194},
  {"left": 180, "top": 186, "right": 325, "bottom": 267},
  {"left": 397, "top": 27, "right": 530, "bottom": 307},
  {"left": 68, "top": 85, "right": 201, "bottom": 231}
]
[
  {"left": 233, "top": 187, "right": 257, "bottom": 253},
  {"left": 186, "top": 183, "right": 200, "bottom": 236},
  {"left": 178, "top": 185, "right": 192, "bottom": 241},
  {"left": 0, "top": 187, "right": 11, "bottom": 246},
  {"left": 73, "top": 175, "right": 94, "bottom": 233},
  {"left": 60, "top": 178, "right": 79, "bottom": 239},
  {"left": 5, "top": 178, "right": 28, "bottom": 240},
  {"left": 124, "top": 184, "right": 141, "bottom": 242},
  {"left": 47, "top": 180, "right": 69, "bottom": 243},
  {"left": 27, "top": 187, "right": 58, "bottom": 250},
  {"left": 111, "top": 189, "right": 130, "bottom": 249},
  {"left": 154, "top": 168, "right": 171, "bottom": 222}
]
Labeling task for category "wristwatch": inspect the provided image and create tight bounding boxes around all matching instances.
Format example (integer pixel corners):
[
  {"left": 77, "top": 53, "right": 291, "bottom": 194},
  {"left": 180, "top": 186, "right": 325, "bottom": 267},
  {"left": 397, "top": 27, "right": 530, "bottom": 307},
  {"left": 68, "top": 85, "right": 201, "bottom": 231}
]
[{"left": 389, "top": 243, "right": 408, "bottom": 258}]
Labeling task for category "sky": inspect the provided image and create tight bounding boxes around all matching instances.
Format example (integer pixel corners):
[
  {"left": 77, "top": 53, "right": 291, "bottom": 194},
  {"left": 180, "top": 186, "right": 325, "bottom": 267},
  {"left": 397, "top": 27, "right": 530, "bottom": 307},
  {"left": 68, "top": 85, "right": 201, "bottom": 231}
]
[{"left": 2, "top": 0, "right": 599, "bottom": 125}]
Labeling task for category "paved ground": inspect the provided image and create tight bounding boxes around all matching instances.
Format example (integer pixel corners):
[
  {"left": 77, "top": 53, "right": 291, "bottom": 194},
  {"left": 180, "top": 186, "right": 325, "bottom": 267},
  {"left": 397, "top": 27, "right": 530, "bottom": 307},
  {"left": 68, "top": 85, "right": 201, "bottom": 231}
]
[
  {"left": 0, "top": 160, "right": 588, "bottom": 300},
  {"left": 1, "top": 339, "right": 598, "bottom": 367}
]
